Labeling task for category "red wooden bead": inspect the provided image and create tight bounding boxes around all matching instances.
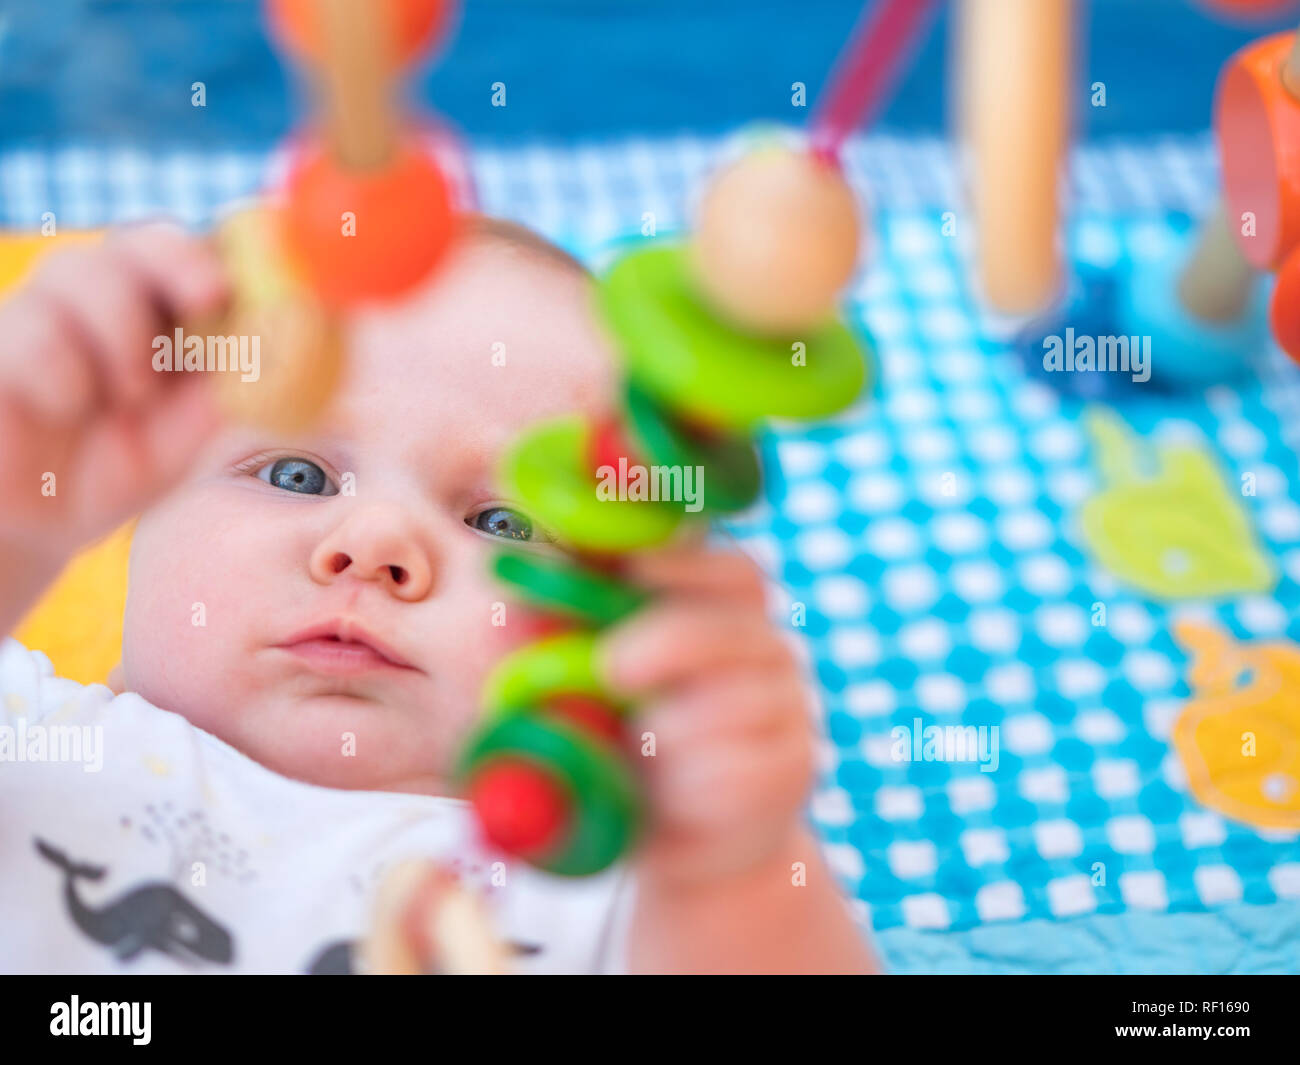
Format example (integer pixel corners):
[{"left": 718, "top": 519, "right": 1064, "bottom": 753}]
[
  {"left": 467, "top": 759, "right": 570, "bottom": 858},
  {"left": 267, "top": 0, "right": 450, "bottom": 66},
  {"left": 508, "top": 609, "right": 577, "bottom": 644},
  {"left": 1270, "top": 244, "right": 1300, "bottom": 362},
  {"left": 281, "top": 140, "right": 460, "bottom": 306},
  {"left": 1215, "top": 31, "right": 1300, "bottom": 270},
  {"left": 588, "top": 415, "right": 642, "bottom": 474},
  {"left": 543, "top": 694, "right": 625, "bottom": 746}
]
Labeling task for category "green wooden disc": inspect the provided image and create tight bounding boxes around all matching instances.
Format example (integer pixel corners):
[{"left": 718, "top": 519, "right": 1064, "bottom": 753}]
[
  {"left": 598, "top": 243, "right": 869, "bottom": 432},
  {"left": 483, "top": 631, "right": 629, "bottom": 719},
  {"left": 622, "top": 380, "right": 762, "bottom": 513},
  {"left": 456, "top": 712, "right": 641, "bottom": 877},
  {"left": 492, "top": 551, "right": 647, "bottom": 629},
  {"left": 501, "top": 415, "right": 684, "bottom": 553}
]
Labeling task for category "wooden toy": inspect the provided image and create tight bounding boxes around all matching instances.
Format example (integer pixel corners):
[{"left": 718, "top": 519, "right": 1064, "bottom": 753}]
[
  {"left": 202, "top": 0, "right": 462, "bottom": 433},
  {"left": 808, "top": 0, "right": 942, "bottom": 163},
  {"left": 359, "top": 859, "right": 509, "bottom": 975},
  {"left": 490, "top": 553, "right": 648, "bottom": 629},
  {"left": 207, "top": 206, "right": 346, "bottom": 432},
  {"left": 1272, "top": 242, "right": 1300, "bottom": 359},
  {"left": 500, "top": 416, "right": 686, "bottom": 552},
  {"left": 268, "top": 0, "right": 450, "bottom": 66},
  {"left": 691, "top": 147, "right": 860, "bottom": 335},
  {"left": 1216, "top": 25, "right": 1300, "bottom": 363},
  {"left": 1001, "top": 2, "right": 1273, "bottom": 393},
  {"left": 1216, "top": 29, "right": 1300, "bottom": 271},
  {"left": 1113, "top": 205, "right": 1268, "bottom": 388},
  {"left": 457, "top": 218, "right": 871, "bottom": 874},
  {"left": 1120, "top": 6, "right": 1300, "bottom": 388},
  {"left": 958, "top": 0, "right": 1072, "bottom": 315},
  {"left": 451, "top": 0, "right": 941, "bottom": 874},
  {"left": 688, "top": 0, "right": 939, "bottom": 335},
  {"left": 277, "top": 0, "right": 460, "bottom": 305},
  {"left": 601, "top": 245, "right": 865, "bottom": 432},
  {"left": 620, "top": 380, "right": 762, "bottom": 513},
  {"left": 282, "top": 143, "right": 458, "bottom": 307}
]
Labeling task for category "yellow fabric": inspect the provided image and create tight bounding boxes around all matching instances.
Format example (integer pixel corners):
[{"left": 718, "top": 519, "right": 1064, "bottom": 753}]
[
  {"left": 0, "top": 230, "right": 101, "bottom": 288},
  {"left": 13, "top": 521, "right": 135, "bottom": 686},
  {"left": 2, "top": 229, "right": 130, "bottom": 686}
]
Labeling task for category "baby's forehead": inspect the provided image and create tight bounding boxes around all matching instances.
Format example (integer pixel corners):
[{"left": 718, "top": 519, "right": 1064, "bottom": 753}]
[{"left": 305, "top": 228, "right": 617, "bottom": 457}]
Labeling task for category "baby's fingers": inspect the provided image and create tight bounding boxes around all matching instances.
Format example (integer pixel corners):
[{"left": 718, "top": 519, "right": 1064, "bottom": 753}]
[
  {"left": 644, "top": 729, "right": 814, "bottom": 836},
  {"left": 637, "top": 667, "right": 813, "bottom": 751},
  {"left": 0, "top": 290, "right": 97, "bottom": 423},
  {"left": 106, "top": 223, "right": 228, "bottom": 320},
  {"left": 620, "top": 545, "right": 770, "bottom": 608},
  {"left": 73, "top": 371, "right": 220, "bottom": 523},
  {"left": 598, "top": 599, "right": 797, "bottom": 696},
  {"left": 26, "top": 224, "right": 226, "bottom": 410}
]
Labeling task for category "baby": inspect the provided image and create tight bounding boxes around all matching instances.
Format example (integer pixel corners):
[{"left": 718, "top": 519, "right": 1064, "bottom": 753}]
[{"left": 0, "top": 216, "right": 875, "bottom": 974}]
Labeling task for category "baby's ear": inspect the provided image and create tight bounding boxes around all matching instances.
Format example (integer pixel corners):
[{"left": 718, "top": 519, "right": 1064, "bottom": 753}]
[{"left": 106, "top": 662, "right": 125, "bottom": 696}]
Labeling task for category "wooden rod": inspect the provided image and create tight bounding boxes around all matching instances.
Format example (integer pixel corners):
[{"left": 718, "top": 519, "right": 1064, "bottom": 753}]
[
  {"left": 1283, "top": 24, "right": 1300, "bottom": 100},
  {"left": 958, "top": 0, "right": 1072, "bottom": 315},
  {"left": 317, "top": 0, "right": 398, "bottom": 170},
  {"left": 1176, "top": 201, "right": 1255, "bottom": 323}
]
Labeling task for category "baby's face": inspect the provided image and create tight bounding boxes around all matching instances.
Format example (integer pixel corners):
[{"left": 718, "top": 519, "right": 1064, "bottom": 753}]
[{"left": 122, "top": 232, "right": 616, "bottom": 795}]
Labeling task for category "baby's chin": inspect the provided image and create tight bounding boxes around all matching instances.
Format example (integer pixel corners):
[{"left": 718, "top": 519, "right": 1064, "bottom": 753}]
[{"left": 185, "top": 691, "right": 462, "bottom": 797}]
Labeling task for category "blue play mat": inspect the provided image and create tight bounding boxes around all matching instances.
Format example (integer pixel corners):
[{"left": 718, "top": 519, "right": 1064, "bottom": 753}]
[
  {"left": 3, "top": 130, "right": 1299, "bottom": 974},
  {"left": 4, "top": 0, "right": 1299, "bottom": 148},
  {"left": 733, "top": 206, "right": 1300, "bottom": 971}
]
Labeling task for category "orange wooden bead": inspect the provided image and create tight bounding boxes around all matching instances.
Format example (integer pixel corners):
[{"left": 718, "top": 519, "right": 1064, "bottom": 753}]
[
  {"left": 1215, "top": 31, "right": 1300, "bottom": 270},
  {"left": 281, "top": 140, "right": 460, "bottom": 306},
  {"left": 1270, "top": 244, "right": 1300, "bottom": 362},
  {"left": 267, "top": 0, "right": 450, "bottom": 66}
]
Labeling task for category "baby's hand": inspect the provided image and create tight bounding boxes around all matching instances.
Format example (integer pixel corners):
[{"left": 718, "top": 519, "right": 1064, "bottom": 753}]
[
  {"left": 598, "top": 547, "right": 816, "bottom": 886},
  {"left": 0, "top": 224, "right": 228, "bottom": 565}
]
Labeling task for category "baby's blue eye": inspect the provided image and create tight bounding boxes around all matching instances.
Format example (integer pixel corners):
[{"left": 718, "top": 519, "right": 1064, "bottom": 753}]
[
  {"left": 470, "top": 506, "right": 539, "bottom": 541},
  {"left": 260, "top": 457, "right": 337, "bottom": 496}
]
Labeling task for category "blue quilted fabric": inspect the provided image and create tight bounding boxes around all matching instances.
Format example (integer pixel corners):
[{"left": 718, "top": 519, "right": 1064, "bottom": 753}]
[{"left": 728, "top": 207, "right": 1300, "bottom": 937}]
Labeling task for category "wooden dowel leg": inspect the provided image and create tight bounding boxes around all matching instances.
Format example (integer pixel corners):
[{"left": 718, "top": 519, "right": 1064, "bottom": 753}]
[
  {"left": 1282, "top": 23, "right": 1300, "bottom": 100},
  {"left": 317, "top": 0, "right": 397, "bottom": 170},
  {"left": 1176, "top": 201, "right": 1255, "bottom": 323},
  {"left": 958, "top": 0, "right": 1072, "bottom": 315}
]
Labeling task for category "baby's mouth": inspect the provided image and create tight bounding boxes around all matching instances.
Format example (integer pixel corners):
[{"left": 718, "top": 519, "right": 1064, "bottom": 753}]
[{"left": 276, "top": 620, "right": 421, "bottom": 676}]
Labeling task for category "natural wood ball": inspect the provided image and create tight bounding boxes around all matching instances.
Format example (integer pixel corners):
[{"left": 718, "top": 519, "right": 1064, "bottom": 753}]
[{"left": 691, "top": 145, "right": 861, "bottom": 335}]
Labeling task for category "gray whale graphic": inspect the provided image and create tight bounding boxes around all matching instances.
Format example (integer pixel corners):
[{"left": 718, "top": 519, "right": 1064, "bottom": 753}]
[{"left": 35, "top": 837, "right": 234, "bottom": 965}]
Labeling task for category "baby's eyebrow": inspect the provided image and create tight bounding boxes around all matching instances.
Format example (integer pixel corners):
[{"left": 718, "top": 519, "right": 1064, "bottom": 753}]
[{"left": 218, "top": 432, "right": 356, "bottom": 471}]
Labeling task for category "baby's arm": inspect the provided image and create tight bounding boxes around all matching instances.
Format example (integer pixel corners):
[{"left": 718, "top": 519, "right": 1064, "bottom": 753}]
[
  {"left": 0, "top": 225, "right": 228, "bottom": 635},
  {"left": 596, "top": 548, "right": 877, "bottom": 974}
]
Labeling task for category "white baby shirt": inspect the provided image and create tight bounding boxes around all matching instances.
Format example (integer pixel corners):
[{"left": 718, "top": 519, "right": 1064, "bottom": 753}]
[{"left": 0, "top": 637, "right": 634, "bottom": 975}]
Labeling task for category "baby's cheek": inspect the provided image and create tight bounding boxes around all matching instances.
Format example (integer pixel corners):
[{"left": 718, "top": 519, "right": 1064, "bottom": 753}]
[{"left": 122, "top": 495, "right": 265, "bottom": 721}]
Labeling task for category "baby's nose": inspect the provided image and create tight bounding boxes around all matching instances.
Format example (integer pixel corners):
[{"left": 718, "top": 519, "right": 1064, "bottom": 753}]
[{"left": 309, "top": 507, "right": 435, "bottom": 601}]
